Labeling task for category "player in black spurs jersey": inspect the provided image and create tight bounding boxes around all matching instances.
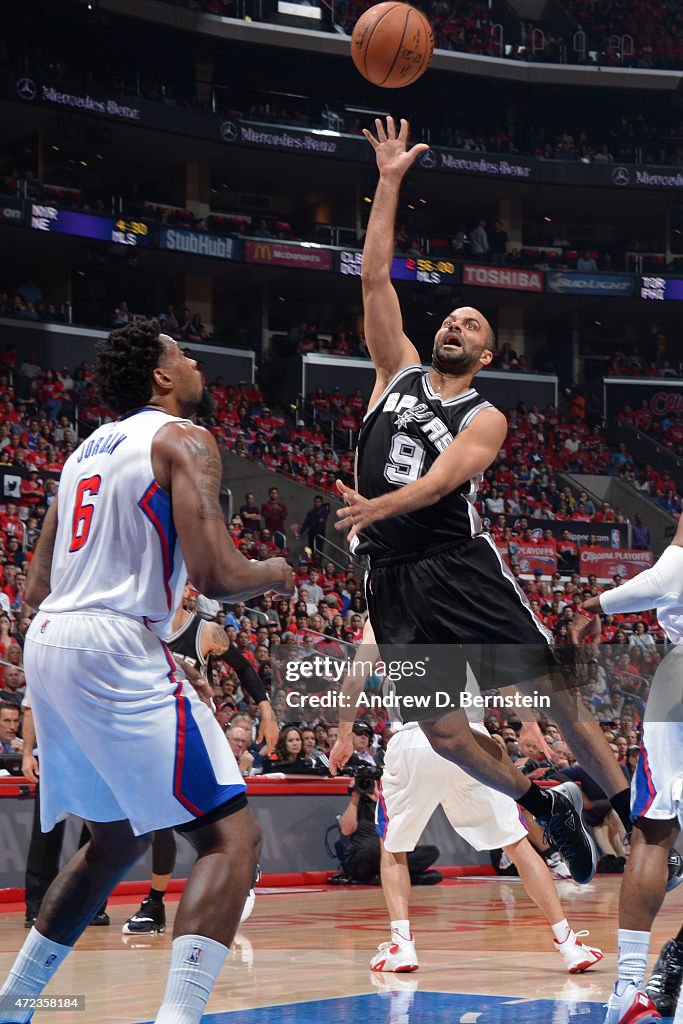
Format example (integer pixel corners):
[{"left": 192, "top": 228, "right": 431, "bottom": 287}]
[{"left": 335, "top": 116, "right": 635, "bottom": 886}]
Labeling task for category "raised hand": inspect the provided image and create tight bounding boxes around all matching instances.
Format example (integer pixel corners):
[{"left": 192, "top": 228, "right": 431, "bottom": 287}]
[{"left": 363, "top": 117, "right": 430, "bottom": 182}]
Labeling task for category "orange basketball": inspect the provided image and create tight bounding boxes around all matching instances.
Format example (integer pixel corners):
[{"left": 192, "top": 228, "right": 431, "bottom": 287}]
[{"left": 351, "top": 2, "right": 434, "bottom": 89}]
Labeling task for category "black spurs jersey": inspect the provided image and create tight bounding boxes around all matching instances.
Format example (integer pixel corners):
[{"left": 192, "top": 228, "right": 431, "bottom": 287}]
[
  {"left": 167, "top": 612, "right": 208, "bottom": 669},
  {"left": 167, "top": 611, "right": 269, "bottom": 704},
  {"left": 354, "top": 365, "right": 493, "bottom": 558}
]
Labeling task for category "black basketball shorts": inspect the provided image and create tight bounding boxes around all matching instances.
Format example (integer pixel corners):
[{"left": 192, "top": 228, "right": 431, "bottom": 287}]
[{"left": 366, "top": 533, "right": 557, "bottom": 723}]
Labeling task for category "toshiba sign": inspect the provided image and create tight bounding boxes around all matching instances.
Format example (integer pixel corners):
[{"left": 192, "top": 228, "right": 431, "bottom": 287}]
[{"left": 462, "top": 264, "right": 544, "bottom": 292}]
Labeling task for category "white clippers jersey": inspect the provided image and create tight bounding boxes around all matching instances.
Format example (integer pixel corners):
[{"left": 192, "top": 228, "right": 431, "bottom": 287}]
[
  {"left": 658, "top": 604, "right": 683, "bottom": 646},
  {"left": 41, "top": 409, "right": 188, "bottom": 637}
]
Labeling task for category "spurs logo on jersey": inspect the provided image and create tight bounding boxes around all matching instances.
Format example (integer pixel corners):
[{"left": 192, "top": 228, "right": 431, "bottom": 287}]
[{"left": 354, "top": 365, "right": 493, "bottom": 557}]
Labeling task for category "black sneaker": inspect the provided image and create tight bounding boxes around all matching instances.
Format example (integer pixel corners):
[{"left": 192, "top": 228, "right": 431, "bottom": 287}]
[
  {"left": 412, "top": 870, "right": 443, "bottom": 886},
  {"left": 90, "top": 910, "right": 111, "bottom": 926},
  {"left": 666, "top": 849, "right": 683, "bottom": 893},
  {"left": 535, "top": 781, "right": 597, "bottom": 885},
  {"left": 122, "top": 897, "right": 166, "bottom": 935},
  {"left": 623, "top": 835, "right": 683, "bottom": 893},
  {"left": 24, "top": 913, "right": 36, "bottom": 929},
  {"left": 645, "top": 937, "right": 683, "bottom": 1016}
]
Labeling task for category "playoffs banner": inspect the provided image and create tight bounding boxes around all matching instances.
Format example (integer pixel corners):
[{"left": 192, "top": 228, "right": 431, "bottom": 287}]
[
  {"left": 579, "top": 548, "right": 653, "bottom": 580},
  {"left": 603, "top": 378, "right": 683, "bottom": 422},
  {"left": 511, "top": 543, "right": 558, "bottom": 575}
]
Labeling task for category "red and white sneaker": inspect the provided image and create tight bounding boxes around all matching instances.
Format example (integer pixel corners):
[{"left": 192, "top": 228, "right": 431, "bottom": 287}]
[
  {"left": 604, "top": 981, "right": 662, "bottom": 1023},
  {"left": 370, "top": 938, "right": 419, "bottom": 973},
  {"left": 555, "top": 929, "right": 605, "bottom": 974}
]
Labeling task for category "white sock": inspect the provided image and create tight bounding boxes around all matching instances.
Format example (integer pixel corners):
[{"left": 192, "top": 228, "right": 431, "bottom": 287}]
[
  {"left": 0, "top": 928, "right": 72, "bottom": 1024},
  {"left": 155, "top": 934, "right": 228, "bottom": 1024},
  {"left": 551, "top": 919, "right": 572, "bottom": 945},
  {"left": 390, "top": 920, "right": 412, "bottom": 943},
  {"left": 616, "top": 928, "right": 650, "bottom": 992}
]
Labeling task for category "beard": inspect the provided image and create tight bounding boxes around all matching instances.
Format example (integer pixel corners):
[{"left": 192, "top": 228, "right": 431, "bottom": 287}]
[
  {"left": 432, "top": 340, "right": 481, "bottom": 376},
  {"left": 195, "top": 385, "right": 214, "bottom": 422}
]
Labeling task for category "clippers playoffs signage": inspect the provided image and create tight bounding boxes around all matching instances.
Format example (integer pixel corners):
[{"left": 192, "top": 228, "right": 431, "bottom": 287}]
[
  {"left": 462, "top": 264, "right": 543, "bottom": 292},
  {"left": 579, "top": 548, "right": 653, "bottom": 580},
  {"left": 603, "top": 378, "right": 683, "bottom": 422},
  {"left": 513, "top": 544, "right": 558, "bottom": 575},
  {"left": 244, "top": 240, "right": 333, "bottom": 271}
]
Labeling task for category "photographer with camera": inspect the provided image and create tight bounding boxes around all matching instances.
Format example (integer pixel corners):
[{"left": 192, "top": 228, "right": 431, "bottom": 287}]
[{"left": 338, "top": 731, "right": 440, "bottom": 886}]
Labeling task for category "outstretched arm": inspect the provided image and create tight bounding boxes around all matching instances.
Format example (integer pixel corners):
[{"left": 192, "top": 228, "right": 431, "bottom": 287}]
[
  {"left": 335, "top": 407, "right": 507, "bottom": 541},
  {"left": 362, "top": 118, "right": 428, "bottom": 401},
  {"left": 153, "top": 422, "right": 294, "bottom": 602},
  {"left": 207, "top": 629, "right": 279, "bottom": 754},
  {"left": 569, "top": 518, "right": 683, "bottom": 644}
]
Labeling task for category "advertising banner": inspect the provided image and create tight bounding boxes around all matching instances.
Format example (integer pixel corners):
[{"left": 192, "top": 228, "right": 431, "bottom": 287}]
[
  {"left": 244, "top": 239, "right": 333, "bottom": 271},
  {"left": 514, "top": 543, "right": 558, "bottom": 575},
  {"left": 160, "top": 227, "right": 238, "bottom": 260},
  {"left": 603, "top": 378, "right": 683, "bottom": 422},
  {"left": 579, "top": 548, "right": 653, "bottom": 580},
  {"left": 0, "top": 198, "right": 24, "bottom": 225},
  {"left": 462, "top": 264, "right": 543, "bottom": 292},
  {"left": 8, "top": 72, "right": 683, "bottom": 194},
  {"left": 546, "top": 271, "right": 634, "bottom": 297},
  {"left": 481, "top": 515, "right": 628, "bottom": 548}
]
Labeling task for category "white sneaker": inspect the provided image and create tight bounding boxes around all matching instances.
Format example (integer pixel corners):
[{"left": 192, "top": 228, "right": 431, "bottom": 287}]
[
  {"left": 546, "top": 850, "right": 572, "bottom": 879},
  {"left": 370, "top": 938, "right": 419, "bottom": 973},
  {"left": 555, "top": 929, "right": 605, "bottom": 973},
  {"left": 604, "top": 980, "right": 661, "bottom": 1023},
  {"left": 239, "top": 889, "right": 255, "bottom": 923}
]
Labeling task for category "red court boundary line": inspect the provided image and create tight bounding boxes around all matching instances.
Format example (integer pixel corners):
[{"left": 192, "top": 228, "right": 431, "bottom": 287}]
[{"left": 0, "top": 865, "right": 496, "bottom": 909}]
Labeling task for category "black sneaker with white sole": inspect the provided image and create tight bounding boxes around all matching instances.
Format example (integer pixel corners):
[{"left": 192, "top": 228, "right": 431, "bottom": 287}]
[
  {"left": 122, "top": 897, "right": 166, "bottom": 935},
  {"left": 535, "top": 781, "right": 597, "bottom": 885},
  {"left": 645, "top": 938, "right": 683, "bottom": 1016}
]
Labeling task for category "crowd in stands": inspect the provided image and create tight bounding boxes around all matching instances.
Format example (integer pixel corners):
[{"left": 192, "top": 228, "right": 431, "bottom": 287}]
[
  {"left": 0, "top": 339, "right": 676, "bottom": 870},
  {"left": 146, "top": 0, "right": 683, "bottom": 71}
]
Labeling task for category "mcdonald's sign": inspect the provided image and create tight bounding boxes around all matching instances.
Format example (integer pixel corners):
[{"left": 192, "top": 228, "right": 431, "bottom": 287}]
[{"left": 244, "top": 239, "right": 333, "bottom": 271}]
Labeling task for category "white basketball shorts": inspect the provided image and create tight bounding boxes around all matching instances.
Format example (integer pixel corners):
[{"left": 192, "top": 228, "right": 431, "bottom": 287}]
[
  {"left": 376, "top": 721, "right": 527, "bottom": 853},
  {"left": 631, "top": 644, "right": 683, "bottom": 827},
  {"left": 25, "top": 611, "right": 246, "bottom": 835}
]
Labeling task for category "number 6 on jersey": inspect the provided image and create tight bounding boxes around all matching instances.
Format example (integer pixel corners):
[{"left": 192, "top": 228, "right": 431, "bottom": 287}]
[{"left": 69, "top": 475, "right": 102, "bottom": 552}]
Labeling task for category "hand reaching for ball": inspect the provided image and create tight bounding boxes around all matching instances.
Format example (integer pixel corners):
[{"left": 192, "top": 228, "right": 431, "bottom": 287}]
[{"left": 363, "top": 117, "right": 430, "bottom": 182}]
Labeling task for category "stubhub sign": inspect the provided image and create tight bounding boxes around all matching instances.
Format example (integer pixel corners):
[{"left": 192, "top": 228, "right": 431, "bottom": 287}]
[{"left": 160, "top": 227, "right": 237, "bottom": 260}]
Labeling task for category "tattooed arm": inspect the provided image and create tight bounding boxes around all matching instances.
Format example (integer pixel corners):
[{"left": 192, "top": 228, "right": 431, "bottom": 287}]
[
  {"left": 25, "top": 499, "right": 58, "bottom": 610},
  {"left": 152, "top": 422, "right": 294, "bottom": 601}
]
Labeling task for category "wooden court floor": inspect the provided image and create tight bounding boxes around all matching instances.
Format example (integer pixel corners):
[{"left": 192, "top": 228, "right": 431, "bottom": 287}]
[{"left": 0, "top": 877, "right": 682, "bottom": 1024}]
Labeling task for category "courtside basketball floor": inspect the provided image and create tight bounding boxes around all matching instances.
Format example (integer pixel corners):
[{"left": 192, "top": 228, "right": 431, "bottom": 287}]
[{"left": 1, "top": 878, "right": 681, "bottom": 1023}]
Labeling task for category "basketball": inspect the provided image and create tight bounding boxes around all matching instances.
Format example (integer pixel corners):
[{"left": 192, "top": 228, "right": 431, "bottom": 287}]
[{"left": 351, "top": 2, "right": 434, "bottom": 88}]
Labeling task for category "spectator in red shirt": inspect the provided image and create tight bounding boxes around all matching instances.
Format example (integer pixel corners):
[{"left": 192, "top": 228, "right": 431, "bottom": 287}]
[{"left": 261, "top": 486, "right": 288, "bottom": 536}]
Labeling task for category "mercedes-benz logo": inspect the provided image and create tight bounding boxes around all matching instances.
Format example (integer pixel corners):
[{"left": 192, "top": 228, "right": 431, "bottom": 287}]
[
  {"left": 220, "top": 120, "right": 239, "bottom": 143},
  {"left": 16, "top": 78, "right": 37, "bottom": 101},
  {"left": 419, "top": 149, "right": 437, "bottom": 169},
  {"left": 612, "top": 166, "right": 630, "bottom": 186}
]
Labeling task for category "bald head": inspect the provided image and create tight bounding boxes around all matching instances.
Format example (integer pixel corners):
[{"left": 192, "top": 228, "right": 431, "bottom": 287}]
[{"left": 432, "top": 307, "right": 496, "bottom": 378}]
